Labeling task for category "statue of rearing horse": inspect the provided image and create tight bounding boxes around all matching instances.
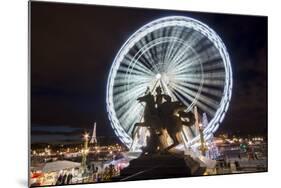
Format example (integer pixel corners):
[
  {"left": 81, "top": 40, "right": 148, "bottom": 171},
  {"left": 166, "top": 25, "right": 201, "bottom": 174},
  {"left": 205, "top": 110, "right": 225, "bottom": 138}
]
[{"left": 131, "top": 88, "right": 195, "bottom": 153}]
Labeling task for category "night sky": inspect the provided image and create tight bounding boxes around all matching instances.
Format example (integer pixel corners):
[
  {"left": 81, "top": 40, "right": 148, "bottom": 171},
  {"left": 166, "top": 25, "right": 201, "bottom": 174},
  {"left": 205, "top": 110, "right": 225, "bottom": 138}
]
[{"left": 31, "top": 1, "right": 267, "bottom": 144}]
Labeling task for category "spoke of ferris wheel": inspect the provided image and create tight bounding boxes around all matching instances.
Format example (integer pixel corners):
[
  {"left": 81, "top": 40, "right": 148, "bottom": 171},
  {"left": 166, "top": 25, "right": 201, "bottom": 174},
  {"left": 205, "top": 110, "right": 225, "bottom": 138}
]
[
  {"left": 128, "top": 57, "right": 156, "bottom": 76},
  {"left": 163, "top": 44, "right": 171, "bottom": 71},
  {"left": 173, "top": 75, "right": 225, "bottom": 87},
  {"left": 173, "top": 80, "right": 223, "bottom": 97},
  {"left": 170, "top": 48, "right": 222, "bottom": 74},
  {"left": 140, "top": 39, "right": 167, "bottom": 61},
  {"left": 118, "top": 66, "right": 153, "bottom": 79},
  {"left": 160, "top": 79, "right": 178, "bottom": 101},
  {"left": 195, "top": 71, "right": 225, "bottom": 79},
  {"left": 117, "top": 99, "right": 140, "bottom": 118},
  {"left": 135, "top": 45, "right": 167, "bottom": 74},
  {"left": 123, "top": 55, "right": 155, "bottom": 76},
  {"left": 160, "top": 32, "right": 168, "bottom": 64},
  {"left": 115, "top": 91, "right": 143, "bottom": 116},
  {"left": 154, "top": 28, "right": 164, "bottom": 62},
  {"left": 160, "top": 40, "right": 170, "bottom": 65},
  {"left": 121, "top": 58, "right": 153, "bottom": 77},
  {"left": 115, "top": 79, "right": 156, "bottom": 108},
  {"left": 170, "top": 57, "right": 199, "bottom": 76},
  {"left": 167, "top": 40, "right": 199, "bottom": 68},
  {"left": 114, "top": 88, "right": 144, "bottom": 112},
  {"left": 164, "top": 26, "right": 191, "bottom": 63},
  {"left": 169, "top": 45, "right": 214, "bottom": 71},
  {"left": 166, "top": 32, "right": 203, "bottom": 66},
  {"left": 177, "top": 87, "right": 217, "bottom": 116},
  {"left": 203, "top": 61, "right": 225, "bottom": 72},
  {"left": 165, "top": 42, "right": 178, "bottom": 68},
  {"left": 166, "top": 46, "right": 190, "bottom": 71},
  {"left": 114, "top": 98, "right": 140, "bottom": 116},
  {"left": 170, "top": 89, "right": 197, "bottom": 113},
  {"left": 113, "top": 84, "right": 146, "bottom": 109},
  {"left": 131, "top": 47, "right": 159, "bottom": 72},
  {"left": 119, "top": 104, "right": 143, "bottom": 131},
  {"left": 198, "top": 47, "right": 222, "bottom": 62},
  {"left": 164, "top": 30, "right": 181, "bottom": 65},
  {"left": 149, "top": 79, "right": 160, "bottom": 93},
  {"left": 114, "top": 74, "right": 152, "bottom": 85},
  {"left": 168, "top": 55, "right": 200, "bottom": 75},
  {"left": 169, "top": 88, "right": 191, "bottom": 107},
  {"left": 192, "top": 37, "right": 212, "bottom": 54},
  {"left": 170, "top": 83, "right": 216, "bottom": 116},
  {"left": 136, "top": 37, "right": 186, "bottom": 72},
  {"left": 174, "top": 71, "right": 225, "bottom": 81},
  {"left": 178, "top": 58, "right": 224, "bottom": 76},
  {"left": 117, "top": 99, "right": 141, "bottom": 122},
  {"left": 135, "top": 42, "right": 158, "bottom": 70},
  {"left": 114, "top": 80, "right": 147, "bottom": 98},
  {"left": 114, "top": 80, "right": 150, "bottom": 90},
  {"left": 116, "top": 80, "right": 158, "bottom": 132},
  {"left": 157, "top": 46, "right": 166, "bottom": 66},
  {"left": 149, "top": 48, "right": 160, "bottom": 69},
  {"left": 171, "top": 81, "right": 202, "bottom": 106},
  {"left": 145, "top": 45, "right": 160, "bottom": 68},
  {"left": 144, "top": 33, "right": 159, "bottom": 67},
  {"left": 171, "top": 68, "right": 224, "bottom": 82},
  {"left": 113, "top": 79, "right": 150, "bottom": 91},
  {"left": 166, "top": 41, "right": 186, "bottom": 65},
  {"left": 122, "top": 106, "right": 143, "bottom": 130},
  {"left": 156, "top": 39, "right": 180, "bottom": 71},
  {"left": 174, "top": 81, "right": 220, "bottom": 109}
]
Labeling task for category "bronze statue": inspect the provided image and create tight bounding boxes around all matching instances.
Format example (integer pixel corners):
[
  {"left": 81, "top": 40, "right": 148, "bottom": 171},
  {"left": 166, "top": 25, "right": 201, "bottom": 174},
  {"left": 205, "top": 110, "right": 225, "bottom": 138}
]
[
  {"left": 155, "top": 86, "right": 165, "bottom": 107},
  {"left": 130, "top": 91, "right": 162, "bottom": 154},
  {"left": 158, "top": 100, "right": 195, "bottom": 151},
  {"left": 132, "top": 86, "right": 195, "bottom": 154}
]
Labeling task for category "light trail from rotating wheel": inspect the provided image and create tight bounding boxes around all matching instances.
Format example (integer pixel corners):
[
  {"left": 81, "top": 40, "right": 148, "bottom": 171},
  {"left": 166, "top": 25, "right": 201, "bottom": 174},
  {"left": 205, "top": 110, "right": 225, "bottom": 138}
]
[{"left": 106, "top": 16, "right": 232, "bottom": 150}]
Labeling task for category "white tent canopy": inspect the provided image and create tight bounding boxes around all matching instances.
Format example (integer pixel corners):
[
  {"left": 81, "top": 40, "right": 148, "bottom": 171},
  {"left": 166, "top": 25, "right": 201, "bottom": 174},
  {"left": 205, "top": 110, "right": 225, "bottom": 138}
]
[{"left": 42, "top": 160, "right": 81, "bottom": 173}]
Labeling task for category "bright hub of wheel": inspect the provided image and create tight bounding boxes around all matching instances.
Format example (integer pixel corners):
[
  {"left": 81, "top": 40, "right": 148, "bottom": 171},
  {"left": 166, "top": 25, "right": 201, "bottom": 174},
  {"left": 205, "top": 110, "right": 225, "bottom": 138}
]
[{"left": 106, "top": 16, "right": 232, "bottom": 149}]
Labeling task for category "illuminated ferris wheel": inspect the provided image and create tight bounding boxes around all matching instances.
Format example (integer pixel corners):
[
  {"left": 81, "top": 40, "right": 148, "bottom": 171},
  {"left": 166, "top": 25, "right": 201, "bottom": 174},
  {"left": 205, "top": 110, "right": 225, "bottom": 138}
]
[{"left": 106, "top": 16, "right": 232, "bottom": 149}]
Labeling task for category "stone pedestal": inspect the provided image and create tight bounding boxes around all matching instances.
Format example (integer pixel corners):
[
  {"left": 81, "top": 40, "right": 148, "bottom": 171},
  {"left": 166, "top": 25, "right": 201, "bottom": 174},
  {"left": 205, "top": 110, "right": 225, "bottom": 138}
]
[{"left": 113, "top": 153, "right": 206, "bottom": 181}]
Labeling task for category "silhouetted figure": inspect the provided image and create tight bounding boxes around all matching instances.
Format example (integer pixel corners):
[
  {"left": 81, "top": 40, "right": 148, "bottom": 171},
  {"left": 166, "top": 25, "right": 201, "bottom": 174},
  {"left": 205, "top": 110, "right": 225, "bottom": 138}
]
[
  {"left": 66, "top": 173, "right": 73, "bottom": 184},
  {"left": 62, "top": 173, "right": 67, "bottom": 185},
  {"left": 155, "top": 86, "right": 166, "bottom": 107},
  {"left": 56, "top": 173, "right": 63, "bottom": 185},
  {"left": 254, "top": 153, "right": 259, "bottom": 160},
  {"left": 235, "top": 160, "right": 240, "bottom": 170}
]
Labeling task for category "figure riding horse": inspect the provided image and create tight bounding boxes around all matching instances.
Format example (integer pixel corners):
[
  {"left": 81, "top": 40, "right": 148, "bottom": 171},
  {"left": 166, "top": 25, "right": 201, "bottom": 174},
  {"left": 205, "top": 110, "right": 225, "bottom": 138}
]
[{"left": 131, "top": 86, "right": 195, "bottom": 153}]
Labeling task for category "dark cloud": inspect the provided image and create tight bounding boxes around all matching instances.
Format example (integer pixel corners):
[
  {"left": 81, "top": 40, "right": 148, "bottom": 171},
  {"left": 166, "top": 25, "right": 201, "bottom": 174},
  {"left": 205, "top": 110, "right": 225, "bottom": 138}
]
[{"left": 31, "top": 2, "right": 267, "bottom": 143}]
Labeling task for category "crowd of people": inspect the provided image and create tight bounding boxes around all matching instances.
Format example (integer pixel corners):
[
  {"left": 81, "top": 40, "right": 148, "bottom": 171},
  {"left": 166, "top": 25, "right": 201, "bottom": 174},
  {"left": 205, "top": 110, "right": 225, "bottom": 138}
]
[
  {"left": 91, "top": 164, "right": 118, "bottom": 182},
  {"left": 54, "top": 164, "right": 119, "bottom": 185},
  {"left": 55, "top": 171, "right": 73, "bottom": 185}
]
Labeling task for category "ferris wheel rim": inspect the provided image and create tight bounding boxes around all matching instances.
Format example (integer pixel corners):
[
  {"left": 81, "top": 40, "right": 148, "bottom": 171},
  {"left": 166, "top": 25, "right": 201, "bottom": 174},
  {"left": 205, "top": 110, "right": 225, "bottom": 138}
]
[{"left": 106, "top": 16, "right": 232, "bottom": 148}]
